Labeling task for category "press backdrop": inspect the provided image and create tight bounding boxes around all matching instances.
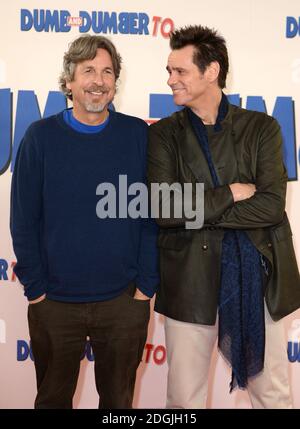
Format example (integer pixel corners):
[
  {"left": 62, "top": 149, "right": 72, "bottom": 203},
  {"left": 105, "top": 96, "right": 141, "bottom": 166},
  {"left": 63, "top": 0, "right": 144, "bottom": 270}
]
[{"left": 1, "top": 0, "right": 300, "bottom": 408}]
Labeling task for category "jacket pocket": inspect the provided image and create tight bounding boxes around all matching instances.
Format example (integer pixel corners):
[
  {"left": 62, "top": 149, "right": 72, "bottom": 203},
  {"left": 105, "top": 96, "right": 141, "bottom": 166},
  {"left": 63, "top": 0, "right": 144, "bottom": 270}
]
[{"left": 271, "top": 221, "right": 292, "bottom": 242}]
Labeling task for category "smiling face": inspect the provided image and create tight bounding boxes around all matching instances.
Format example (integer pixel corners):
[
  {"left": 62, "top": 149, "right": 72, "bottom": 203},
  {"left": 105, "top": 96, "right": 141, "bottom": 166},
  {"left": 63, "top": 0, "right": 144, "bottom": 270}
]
[
  {"left": 66, "top": 48, "right": 116, "bottom": 124},
  {"left": 167, "top": 45, "right": 216, "bottom": 109}
]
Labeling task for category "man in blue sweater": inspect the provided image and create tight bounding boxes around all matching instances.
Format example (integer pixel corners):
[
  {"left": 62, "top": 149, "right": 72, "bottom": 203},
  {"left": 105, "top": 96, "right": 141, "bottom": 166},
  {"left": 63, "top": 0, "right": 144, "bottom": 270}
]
[{"left": 10, "top": 35, "right": 159, "bottom": 409}]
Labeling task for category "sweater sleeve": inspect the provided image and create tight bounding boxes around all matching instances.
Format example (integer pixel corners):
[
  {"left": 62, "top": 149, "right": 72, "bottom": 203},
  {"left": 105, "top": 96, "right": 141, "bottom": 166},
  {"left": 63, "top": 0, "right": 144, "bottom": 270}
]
[
  {"left": 135, "top": 217, "right": 160, "bottom": 298},
  {"left": 10, "top": 126, "right": 48, "bottom": 300},
  {"left": 134, "top": 120, "right": 159, "bottom": 297}
]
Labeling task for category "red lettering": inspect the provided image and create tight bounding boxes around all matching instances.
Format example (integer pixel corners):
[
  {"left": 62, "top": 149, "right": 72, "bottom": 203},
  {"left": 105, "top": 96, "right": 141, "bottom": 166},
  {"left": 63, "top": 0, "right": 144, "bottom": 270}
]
[
  {"left": 11, "top": 261, "right": 16, "bottom": 282},
  {"left": 153, "top": 345, "right": 166, "bottom": 365},
  {"left": 161, "top": 18, "right": 174, "bottom": 38},
  {"left": 152, "top": 16, "right": 162, "bottom": 36},
  {"left": 144, "top": 343, "right": 154, "bottom": 363}
]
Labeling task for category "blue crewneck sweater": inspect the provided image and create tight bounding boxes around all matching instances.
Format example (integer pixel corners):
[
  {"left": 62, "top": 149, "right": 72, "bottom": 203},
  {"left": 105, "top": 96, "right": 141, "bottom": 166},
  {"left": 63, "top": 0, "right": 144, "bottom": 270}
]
[
  {"left": 63, "top": 108, "right": 110, "bottom": 133},
  {"left": 11, "top": 109, "right": 159, "bottom": 302}
]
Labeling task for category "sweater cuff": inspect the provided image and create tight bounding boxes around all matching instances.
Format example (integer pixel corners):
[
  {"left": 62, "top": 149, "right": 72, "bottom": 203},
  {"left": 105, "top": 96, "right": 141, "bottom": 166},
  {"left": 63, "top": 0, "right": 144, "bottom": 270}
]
[
  {"left": 135, "top": 278, "right": 158, "bottom": 299},
  {"left": 24, "top": 280, "right": 48, "bottom": 301}
]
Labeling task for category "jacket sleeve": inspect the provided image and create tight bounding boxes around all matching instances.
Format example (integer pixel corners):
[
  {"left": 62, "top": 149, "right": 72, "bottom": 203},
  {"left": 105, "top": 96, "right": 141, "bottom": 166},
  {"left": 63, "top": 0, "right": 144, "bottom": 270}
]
[
  {"left": 148, "top": 123, "right": 234, "bottom": 228},
  {"left": 10, "top": 128, "right": 48, "bottom": 300},
  {"left": 215, "top": 118, "right": 287, "bottom": 229}
]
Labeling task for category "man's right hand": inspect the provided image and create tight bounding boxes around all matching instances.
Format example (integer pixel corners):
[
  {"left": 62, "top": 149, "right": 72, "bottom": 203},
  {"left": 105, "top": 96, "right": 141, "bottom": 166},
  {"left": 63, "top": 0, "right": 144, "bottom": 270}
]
[
  {"left": 229, "top": 183, "right": 256, "bottom": 202},
  {"left": 29, "top": 293, "right": 46, "bottom": 304}
]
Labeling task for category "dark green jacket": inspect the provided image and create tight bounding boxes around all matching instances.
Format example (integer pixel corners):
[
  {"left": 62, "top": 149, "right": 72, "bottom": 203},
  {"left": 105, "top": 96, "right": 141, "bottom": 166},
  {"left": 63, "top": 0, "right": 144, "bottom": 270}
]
[{"left": 148, "top": 104, "right": 300, "bottom": 324}]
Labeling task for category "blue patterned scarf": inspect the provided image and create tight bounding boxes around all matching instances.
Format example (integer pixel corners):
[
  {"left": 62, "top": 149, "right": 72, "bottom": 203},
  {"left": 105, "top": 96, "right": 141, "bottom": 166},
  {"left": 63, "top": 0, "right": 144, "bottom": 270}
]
[{"left": 187, "top": 94, "right": 265, "bottom": 391}]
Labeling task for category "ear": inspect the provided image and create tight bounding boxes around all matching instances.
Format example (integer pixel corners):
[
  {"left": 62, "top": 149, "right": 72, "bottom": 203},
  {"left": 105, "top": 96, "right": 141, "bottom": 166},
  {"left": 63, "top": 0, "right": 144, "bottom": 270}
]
[
  {"left": 66, "top": 81, "right": 72, "bottom": 90},
  {"left": 206, "top": 61, "right": 220, "bottom": 84}
]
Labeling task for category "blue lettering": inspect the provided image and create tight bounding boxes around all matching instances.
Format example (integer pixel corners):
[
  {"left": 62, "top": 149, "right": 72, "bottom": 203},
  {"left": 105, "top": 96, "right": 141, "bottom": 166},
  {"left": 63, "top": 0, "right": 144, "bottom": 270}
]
[
  {"left": 288, "top": 341, "right": 300, "bottom": 362},
  {"left": 21, "top": 9, "right": 71, "bottom": 33},
  {"left": 11, "top": 91, "right": 66, "bottom": 172},
  {"left": 60, "top": 10, "right": 71, "bottom": 33},
  {"left": 22, "top": 10, "right": 150, "bottom": 35},
  {"left": 102, "top": 12, "right": 117, "bottom": 34},
  {"left": 12, "top": 91, "right": 41, "bottom": 172},
  {"left": 45, "top": 9, "right": 59, "bottom": 32},
  {"left": 33, "top": 9, "right": 45, "bottom": 32},
  {"left": 149, "top": 94, "right": 182, "bottom": 119},
  {"left": 129, "top": 13, "right": 139, "bottom": 35},
  {"left": 44, "top": 10, "right": 71, "bottom": 33},
  {"left": 286, "top": 17, "right": 299, "bottom": 38},
  {"left": 0, "top": 259, "right": 8, "bottom": 280},
  {"left": 43, "top": 91, "right": 67, "bottom": 118},
  {"left": 16, "top": 340, "right": 94, "bottom": 362},
  {"left": 118, "top": 13, "right": 149, "bottom": 34},
  {"left": 17, "top": 340, "right": 34, "bottom": 361},
  {"left": 82, "top": 11, "right": 120, "bottom": 34},
  {"left": 246, "top": 96, "right": 266, "bottom": 112},
  {"left": 89, "top": 12, "right": 103, "bottom": 33},
  {"left": 119, "top": 13, "right": 129, "bottom": 34},
  {"left": 20, "top": 9, "right": 33, "bottom": 31},
  {"left": 139, "top": 13, "right": 149, "bottom": 35},
  {"left": 227, "top": 94, "right": 241, "bottom": 107},
  {"left": 17, "top": 340, "right": 30, "bottom": 361},
  {"left": 0, "top": 89, "right": 11, "bottom": 174},
  {"left": 79, "top": 11, "right": 91, "bottom": 33}
]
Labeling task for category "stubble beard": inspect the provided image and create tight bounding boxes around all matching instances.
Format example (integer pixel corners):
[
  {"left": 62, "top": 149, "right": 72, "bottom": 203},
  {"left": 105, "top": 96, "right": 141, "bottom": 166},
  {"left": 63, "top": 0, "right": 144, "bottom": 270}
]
[{"left": 84, "top": 101, "right": 108, "bottom": 113}]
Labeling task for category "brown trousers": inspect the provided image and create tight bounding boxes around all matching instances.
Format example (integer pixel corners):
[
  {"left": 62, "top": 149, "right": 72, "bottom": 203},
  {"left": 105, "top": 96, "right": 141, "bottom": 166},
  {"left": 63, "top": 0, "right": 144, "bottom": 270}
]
[{"left": 28, "top": 286, "right": 150, "bottom": 409}]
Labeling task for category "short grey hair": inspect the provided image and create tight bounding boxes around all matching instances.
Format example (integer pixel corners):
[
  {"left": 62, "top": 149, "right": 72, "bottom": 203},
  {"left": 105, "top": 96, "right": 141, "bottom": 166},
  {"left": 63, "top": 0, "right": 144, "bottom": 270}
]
[{"left": 59, "top": 34, "right": 122, "bottom": 100}]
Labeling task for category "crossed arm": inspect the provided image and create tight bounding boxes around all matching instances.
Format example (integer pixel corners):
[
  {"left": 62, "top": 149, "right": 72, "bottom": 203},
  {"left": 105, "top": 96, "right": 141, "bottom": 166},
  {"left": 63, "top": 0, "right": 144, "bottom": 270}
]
[{"left": 148, "top": 118, "right": 287, "bottom": 230}]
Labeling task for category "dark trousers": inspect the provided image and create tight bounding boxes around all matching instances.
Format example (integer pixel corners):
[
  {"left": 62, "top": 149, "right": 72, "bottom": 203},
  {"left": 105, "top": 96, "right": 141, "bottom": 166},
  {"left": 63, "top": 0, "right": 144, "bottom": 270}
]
[{"left": 27, "top": 286, "right": 150, "bottom": 409}]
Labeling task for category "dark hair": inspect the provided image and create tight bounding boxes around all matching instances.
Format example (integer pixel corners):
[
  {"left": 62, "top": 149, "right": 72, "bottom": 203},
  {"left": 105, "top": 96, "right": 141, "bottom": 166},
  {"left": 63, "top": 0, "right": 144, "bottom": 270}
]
[
  {"left": 169, "top": 25, "right": 228, "bottom": 88},
  {"left": 59, "top": 34, "right": 122, "bottom": 100}
]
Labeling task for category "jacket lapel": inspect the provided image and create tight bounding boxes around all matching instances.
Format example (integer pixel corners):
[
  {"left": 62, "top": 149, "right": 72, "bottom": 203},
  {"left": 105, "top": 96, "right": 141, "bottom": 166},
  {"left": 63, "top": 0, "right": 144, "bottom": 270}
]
[
  {"left": 175, "top": 106, "right": 239, "bottom": 187},
  {"left": 175, "top": 109, "right": 214, "bottom": 187},
  {"left": 209, "top": 126, "right": 239, "bottom": 185}
]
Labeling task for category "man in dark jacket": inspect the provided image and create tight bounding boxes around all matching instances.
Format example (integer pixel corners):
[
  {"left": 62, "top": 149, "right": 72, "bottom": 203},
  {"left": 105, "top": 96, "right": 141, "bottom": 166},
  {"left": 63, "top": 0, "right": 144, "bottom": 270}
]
[{"left": 148, "top": 25, "right": 300, "bottom": 408}]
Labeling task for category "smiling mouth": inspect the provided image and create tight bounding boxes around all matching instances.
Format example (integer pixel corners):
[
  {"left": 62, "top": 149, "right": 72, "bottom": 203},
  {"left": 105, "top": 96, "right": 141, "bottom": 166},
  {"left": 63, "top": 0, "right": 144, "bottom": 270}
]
[{"left": 87, "top": 91, "right": 104, "bottom": 95}]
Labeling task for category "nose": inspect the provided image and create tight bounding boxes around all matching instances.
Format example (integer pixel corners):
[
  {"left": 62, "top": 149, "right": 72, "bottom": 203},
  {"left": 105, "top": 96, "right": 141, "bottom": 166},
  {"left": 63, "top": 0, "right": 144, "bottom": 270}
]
[
  {"left": 93, "top": 72, "right": 104, "bottom": 86},
  {"left": 167, "top": 72, "right": 177, "bottom": 87}
]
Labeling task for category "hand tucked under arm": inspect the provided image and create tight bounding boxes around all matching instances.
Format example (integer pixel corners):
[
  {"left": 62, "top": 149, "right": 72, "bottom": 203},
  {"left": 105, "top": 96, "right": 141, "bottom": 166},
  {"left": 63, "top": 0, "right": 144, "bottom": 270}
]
[{"left": 229, "top": 183, "right": 256, "bottom": 202}]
